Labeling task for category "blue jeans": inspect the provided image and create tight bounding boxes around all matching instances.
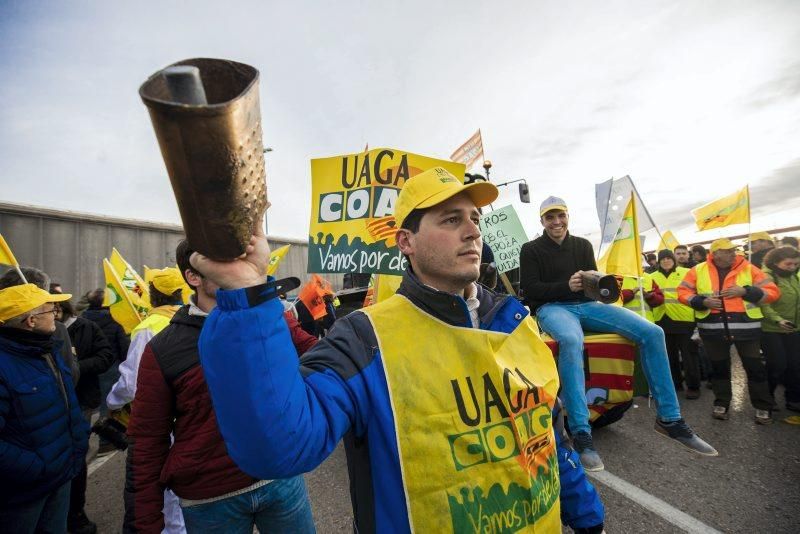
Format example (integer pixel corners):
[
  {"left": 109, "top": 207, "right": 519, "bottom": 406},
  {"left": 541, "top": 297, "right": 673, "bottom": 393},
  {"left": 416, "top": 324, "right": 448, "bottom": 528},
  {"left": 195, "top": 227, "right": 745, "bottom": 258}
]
[
  {"left": 0, "top": 480, "right": 70, "bottom": 533},
  {"left": 180, "top": 477, "right": 315, "bottom": 533},
  {"left": 536, "top": 301, "right": 681, "bottom": 434}
]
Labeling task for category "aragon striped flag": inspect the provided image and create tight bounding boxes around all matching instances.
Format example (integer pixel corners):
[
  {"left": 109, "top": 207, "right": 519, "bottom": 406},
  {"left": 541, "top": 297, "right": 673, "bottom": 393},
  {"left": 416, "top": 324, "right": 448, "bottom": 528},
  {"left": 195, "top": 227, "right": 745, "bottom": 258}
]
[
  {"left": 366, "top": 216, "right": 398, "bottom": 246},
  {"left": 691, "top": 186, "right": 750, "bottom": 231},
  {"left": 450, "top": 129, "right": 484, "bottom": 170}
]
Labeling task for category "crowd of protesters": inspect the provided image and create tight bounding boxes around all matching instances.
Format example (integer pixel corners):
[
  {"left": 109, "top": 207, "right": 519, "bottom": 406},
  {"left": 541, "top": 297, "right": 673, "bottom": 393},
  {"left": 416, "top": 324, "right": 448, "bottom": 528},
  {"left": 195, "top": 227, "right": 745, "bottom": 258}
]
[{"left": 1, "top": 192, "right": 798, "bottom": 532}]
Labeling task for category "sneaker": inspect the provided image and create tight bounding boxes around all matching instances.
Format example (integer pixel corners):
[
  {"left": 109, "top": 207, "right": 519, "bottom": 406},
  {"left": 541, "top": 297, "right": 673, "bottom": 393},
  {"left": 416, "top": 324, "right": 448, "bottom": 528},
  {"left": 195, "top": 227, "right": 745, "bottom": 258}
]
[
  {"left": 572, "top": 431, "right": 605, "bottom": 471},
  {"left": 712, "top": 406, "right": 729, "bottom": 420},
  {"left": 754, "top": 409, "right": 772, "bottom": 425},
  {"left": 68, "top": 511, "right": 97, "bottom": 534},
  {"left": 654, "top": 418, "right": 718, "bottom": 456},
  {"left": 685, "top": 388, "right": 701, "bottom": 400}
]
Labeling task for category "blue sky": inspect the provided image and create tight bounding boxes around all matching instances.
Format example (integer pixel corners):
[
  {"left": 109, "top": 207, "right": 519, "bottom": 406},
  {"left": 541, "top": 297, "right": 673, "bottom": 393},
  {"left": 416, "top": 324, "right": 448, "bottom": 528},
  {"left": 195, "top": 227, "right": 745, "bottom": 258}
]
[{"left": 1, "top": 1, "right": 799, "bottom": 248}]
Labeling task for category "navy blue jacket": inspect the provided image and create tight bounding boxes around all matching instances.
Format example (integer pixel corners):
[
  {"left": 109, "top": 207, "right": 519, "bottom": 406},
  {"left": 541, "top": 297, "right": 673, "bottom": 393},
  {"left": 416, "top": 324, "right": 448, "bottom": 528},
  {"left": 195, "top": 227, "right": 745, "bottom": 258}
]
[
  {"left": 199, "top": 272, "right": 604, "bottom": 533},
  {"left": 0, "top": 328, "right": 89, "bottom": 506}
]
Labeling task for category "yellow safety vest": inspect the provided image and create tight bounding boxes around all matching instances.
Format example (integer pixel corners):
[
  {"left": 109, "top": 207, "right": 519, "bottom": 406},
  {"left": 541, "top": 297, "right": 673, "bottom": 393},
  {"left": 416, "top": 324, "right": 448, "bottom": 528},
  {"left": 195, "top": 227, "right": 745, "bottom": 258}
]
[
  {"left": 130, "top": 305, "right": 180, "bottom": 338},
  {"left": 621, "top": 275, "right": 655, "bottom": 322},
  {"left": 693, "top": 263, "right": 763, "bottom": 320},
  {"left": 363, "top": 295, "right": 561, "bottom": 533},
  {"left": 651, "top": 268, "right": 694, "bottom": 323}
]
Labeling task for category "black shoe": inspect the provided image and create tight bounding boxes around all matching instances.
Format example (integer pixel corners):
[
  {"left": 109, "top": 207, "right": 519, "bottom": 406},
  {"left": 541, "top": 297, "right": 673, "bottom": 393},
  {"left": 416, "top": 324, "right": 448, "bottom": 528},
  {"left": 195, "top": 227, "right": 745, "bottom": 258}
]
[
  {"left": 68, "top": 511, "right": 97, "bottom": 534},
  {"left": 572, "top": 431, "right": 604, "bottom": 471},
  {"left": 686, "top": 388, "right": 701, "bottom": 400},
  {"left": 654, "top": 418, "right": 718, "bottom": 456}
]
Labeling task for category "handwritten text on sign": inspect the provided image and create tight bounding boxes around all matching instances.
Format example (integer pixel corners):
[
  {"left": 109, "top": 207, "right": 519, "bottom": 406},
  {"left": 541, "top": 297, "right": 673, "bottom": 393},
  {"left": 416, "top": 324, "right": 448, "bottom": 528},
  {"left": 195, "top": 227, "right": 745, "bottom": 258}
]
[{"left": 479, "top": 205, "right": 529, "bottom": 273}]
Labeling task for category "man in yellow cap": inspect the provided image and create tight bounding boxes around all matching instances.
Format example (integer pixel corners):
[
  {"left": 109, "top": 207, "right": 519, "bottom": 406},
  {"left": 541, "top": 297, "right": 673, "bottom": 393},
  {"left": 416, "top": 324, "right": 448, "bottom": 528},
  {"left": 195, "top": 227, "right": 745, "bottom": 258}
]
[
  {"left": 191, "top": 167, "right": 605, "bottom": 533},
  {"left": 748, "top": 231, "right": 775, "bottom": 268},
  {"left": 0, "top": 284, "right": 89, "bottom": 532},
  {"left": 678, "top": 238, "right": 779, "bottom": 423}
]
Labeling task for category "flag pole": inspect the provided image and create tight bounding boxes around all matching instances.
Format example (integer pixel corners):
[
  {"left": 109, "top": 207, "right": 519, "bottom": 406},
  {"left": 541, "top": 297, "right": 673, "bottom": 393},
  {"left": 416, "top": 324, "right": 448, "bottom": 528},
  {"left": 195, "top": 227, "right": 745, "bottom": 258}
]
[
  {"left": 14, "top": 265, "right": 28, "bottom": 285},
  {"left": 631, "top": 191, "right": 648, "bottom": 319},
  {"left": 746, "top": 185, "right": 752, "bottom": 259}
]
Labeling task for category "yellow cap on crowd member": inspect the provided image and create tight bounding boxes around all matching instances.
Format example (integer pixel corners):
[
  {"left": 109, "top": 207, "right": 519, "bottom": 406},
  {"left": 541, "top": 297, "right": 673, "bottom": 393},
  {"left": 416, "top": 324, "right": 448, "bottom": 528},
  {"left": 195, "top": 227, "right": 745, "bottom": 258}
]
[
  {"left": 0, "top": 284, "right": 71, "bottom": 323},
  {"left": 146, "top": 267, "right": 185, "bottom": 296},
  {"left": 749, "top": 231, "right": 773, "bottom": 243},
  {"left": 393, "top": 167, "right": 498, "bottom": 228},
  {"left": 710, "top": 238, "right": 737, "bottom": 252}
]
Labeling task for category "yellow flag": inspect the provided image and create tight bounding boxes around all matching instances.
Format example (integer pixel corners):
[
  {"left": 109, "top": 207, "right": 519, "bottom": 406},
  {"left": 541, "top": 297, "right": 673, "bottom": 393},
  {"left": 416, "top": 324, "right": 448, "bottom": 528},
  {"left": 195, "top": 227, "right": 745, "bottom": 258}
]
[
  {"left": 266, "top": 244, "right": 291, "bottom": 276},
  {"left": 0, "top": 234, "right": 19, "bottom": 266},
  {"left": 597, "top": 193, "right": 643, "bottom": 277},
  {"left": 375, "top": 274, "right": 402, "bottom": 303},
  {"left": 103, "top": 259, "right": 142, "bottom": 334},
  {"left": 110, "top": 248, "right": 151, "bottom": 311},
  {"left": 691, "top": 186, "right": 750, "bottom": 231},
  {"left": 657, "top": 230, "right": 680, "bottom": 251}
]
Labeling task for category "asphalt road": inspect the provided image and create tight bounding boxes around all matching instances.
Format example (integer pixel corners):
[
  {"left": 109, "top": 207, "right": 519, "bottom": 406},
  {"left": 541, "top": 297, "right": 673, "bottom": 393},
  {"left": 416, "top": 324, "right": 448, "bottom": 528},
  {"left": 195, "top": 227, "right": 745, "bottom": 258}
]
[{"left": 85, "top": 354, "right": 800, "bottom": 533}]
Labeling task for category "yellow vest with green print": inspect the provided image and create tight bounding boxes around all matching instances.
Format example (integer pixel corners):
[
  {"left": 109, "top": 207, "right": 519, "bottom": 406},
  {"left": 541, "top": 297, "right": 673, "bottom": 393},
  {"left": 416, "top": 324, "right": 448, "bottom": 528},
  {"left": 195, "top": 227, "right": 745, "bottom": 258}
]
[
  {"left": 363, "top": 294, "right": 562, "bottom": 533},
  {"left": 622, "top": 275, "right": 655, "bottom": 322},
  {"left": 651, "top": 268, "right": 694, "bottom": 322},
  {"left": 693, "top": 263, "right": 763, "bottom": 320}
]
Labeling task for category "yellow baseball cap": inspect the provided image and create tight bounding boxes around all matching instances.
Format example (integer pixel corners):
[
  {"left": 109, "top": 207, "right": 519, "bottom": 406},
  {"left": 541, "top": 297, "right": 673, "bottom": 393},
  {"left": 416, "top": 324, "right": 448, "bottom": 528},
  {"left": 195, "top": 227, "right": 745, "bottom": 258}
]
[
  {"left": 146, "top": 267, "right": 185, "bottom": 295},
  {"left": 0, "top": 283, "right": 71, "bottom": 323},
  {"left": 710, "top": 238, "right": 737, "bottom": 252},
  {"left": 749, "top": 231, "right": 773, "bottom": 243},
  {"left": 393, "top": 167, "right": 498, "bottom": 228},
  {"left": 539, "top": 196, "right": 568, "bottom": 217}
]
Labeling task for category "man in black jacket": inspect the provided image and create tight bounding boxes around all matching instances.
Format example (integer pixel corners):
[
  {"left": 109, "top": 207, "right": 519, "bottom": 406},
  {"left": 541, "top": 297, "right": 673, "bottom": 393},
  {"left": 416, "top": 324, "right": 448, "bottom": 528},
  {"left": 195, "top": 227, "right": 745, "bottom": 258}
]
[
  {"left": 519, "top": 196, "right": 717, "bottom": 472},
  {"left": 81, "top": 289, "right": 130, "bottom": 455}
]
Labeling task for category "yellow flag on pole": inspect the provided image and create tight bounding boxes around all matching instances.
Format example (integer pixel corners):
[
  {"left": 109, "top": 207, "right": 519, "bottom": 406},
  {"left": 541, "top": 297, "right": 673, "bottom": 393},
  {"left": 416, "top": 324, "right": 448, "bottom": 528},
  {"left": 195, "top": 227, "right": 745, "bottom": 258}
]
[
  {"left": 657, "top": 230, "right": 680, "bottom": 251},
  {"left": 110, "top": 248, "right": 151, "bottom": 311},
  {"left": 691, "top": 186, "right": 750, "bottom": 231},
  {"left": 103, "top": 258, "right": 142, "bottom": 334},
  {"left": 0, "top": 234, "right": 19, "bottom": 267},
  {"left": 597, "top": 193, "right": 643, "bottom": 277},
  {"left": 266, "top": 244, "right": 291, "bottom": 276}
]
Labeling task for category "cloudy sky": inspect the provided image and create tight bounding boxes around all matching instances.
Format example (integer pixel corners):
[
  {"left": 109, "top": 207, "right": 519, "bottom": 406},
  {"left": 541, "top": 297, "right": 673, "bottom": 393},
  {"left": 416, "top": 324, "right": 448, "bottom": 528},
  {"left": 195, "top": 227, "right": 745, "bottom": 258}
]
[{"left": 1, "top": 1, "right": 799, "bottom": 249}]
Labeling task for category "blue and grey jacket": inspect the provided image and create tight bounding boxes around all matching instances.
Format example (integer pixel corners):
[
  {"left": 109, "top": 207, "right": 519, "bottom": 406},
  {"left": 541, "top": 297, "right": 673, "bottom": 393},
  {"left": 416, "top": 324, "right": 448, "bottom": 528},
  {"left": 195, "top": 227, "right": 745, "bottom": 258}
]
[
  {"left": 0, "top": 327, "right": 89, "bottom": 506},
  {"left": 199, "top": 271, "right": 604, "bottom": 533}
]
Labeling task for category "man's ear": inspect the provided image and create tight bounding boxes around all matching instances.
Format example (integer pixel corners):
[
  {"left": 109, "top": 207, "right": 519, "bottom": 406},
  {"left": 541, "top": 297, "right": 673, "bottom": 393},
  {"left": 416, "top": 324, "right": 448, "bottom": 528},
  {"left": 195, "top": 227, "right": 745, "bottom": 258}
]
[
  {"left": 396, "top": 229, "right": 414, "bottom": 257},
  {"left": 184, "top": 269, "right": 202, "bottom": 290}
]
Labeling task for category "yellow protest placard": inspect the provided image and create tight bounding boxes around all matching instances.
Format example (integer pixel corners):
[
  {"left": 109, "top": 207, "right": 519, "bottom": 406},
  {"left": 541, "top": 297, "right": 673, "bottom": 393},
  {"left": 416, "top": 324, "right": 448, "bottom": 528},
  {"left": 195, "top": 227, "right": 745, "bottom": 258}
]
[{"left": 309, "top": 148, "right": 465, "bottom": 275}]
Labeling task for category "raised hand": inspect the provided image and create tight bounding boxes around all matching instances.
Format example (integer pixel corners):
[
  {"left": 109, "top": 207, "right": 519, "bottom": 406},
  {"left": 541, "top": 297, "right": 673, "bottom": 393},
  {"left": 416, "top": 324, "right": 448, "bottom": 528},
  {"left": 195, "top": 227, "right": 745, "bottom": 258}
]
[{"left": 190, "top": 215, "right": 272, "bottom": 290}]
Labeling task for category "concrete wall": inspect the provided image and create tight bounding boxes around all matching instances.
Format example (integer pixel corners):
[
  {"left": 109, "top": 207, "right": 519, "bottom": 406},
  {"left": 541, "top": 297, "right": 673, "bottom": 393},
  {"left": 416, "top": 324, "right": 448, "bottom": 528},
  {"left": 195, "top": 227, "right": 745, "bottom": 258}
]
[{"left": 0, "top": 201, "right": 341, "bottom": 299}]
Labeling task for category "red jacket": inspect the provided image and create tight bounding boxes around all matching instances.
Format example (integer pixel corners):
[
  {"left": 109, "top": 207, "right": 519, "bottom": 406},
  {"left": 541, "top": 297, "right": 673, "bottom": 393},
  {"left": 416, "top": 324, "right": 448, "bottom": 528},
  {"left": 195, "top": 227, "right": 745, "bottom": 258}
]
[
  {"left": 125, "top": 307, "right": 319, "bottom": 533},
  {"left": 284, "top": 310, "right": 318, "bottom": 355},
  {"left": 125, "top": 308, "right": 256, "bottom": 533}
]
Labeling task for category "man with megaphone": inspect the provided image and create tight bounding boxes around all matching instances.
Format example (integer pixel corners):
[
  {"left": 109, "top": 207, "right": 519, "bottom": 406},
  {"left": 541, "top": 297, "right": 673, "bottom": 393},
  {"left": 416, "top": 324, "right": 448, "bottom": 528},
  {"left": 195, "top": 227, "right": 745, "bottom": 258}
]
[{"left": 519, "top": 196, "right": 717, "bottom": 472}]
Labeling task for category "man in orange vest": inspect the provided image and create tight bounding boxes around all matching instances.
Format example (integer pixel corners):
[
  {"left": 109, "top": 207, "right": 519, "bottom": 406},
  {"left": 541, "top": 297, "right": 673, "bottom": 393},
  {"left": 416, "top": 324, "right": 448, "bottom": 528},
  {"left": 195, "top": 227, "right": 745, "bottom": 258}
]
[{"left": 678, "top": 238, "right": 780, "bottom": 424}]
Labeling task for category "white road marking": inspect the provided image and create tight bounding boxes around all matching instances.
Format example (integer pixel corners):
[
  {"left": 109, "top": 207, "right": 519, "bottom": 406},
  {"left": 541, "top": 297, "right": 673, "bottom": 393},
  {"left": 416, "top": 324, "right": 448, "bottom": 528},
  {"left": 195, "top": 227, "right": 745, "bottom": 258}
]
[
  {"left": 588, "top": 470, "right": 724, "bottom": 534},
  {"left": 88, "top": 451, "right": 119, "bottom": 476}
]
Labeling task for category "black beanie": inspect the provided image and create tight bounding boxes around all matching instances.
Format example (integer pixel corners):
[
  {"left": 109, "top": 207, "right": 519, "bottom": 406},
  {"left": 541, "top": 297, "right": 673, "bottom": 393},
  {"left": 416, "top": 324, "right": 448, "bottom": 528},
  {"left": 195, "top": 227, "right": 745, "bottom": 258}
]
[{"left": 657, "top": 249, "right": 675, "bottom": 262}]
